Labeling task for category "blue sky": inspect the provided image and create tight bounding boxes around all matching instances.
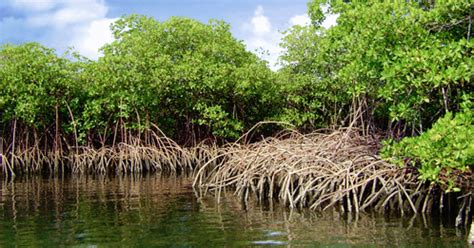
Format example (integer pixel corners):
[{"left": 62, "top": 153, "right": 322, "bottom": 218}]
[{"left": 0, "top": 0, "right": 335, "bottom": 68}]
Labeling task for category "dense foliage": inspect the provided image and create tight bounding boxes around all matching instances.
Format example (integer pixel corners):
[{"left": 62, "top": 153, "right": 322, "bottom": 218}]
[
  {"left": 382, "top": 96, "right": 473, "bottom": 191},
  {"left": 0, "top": 43, "right": 83, "bottom": 151},
  {"left": 84, "top": 16, "right": 277, "bottom": 144},
  {"left": 278, "top": 0, "right": 473, "bottom": 187},
  {"left": 279, "top": 0, "right": 473, "bottom": 134},
  {"left": 0, "top": 16, "right": 277, "bottom": 149},
  {"left": 0, "top": 2, "right": 472, "bottom": 187}
]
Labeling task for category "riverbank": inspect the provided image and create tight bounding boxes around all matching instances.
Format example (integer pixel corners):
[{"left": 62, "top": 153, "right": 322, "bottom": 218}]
[
  {"left": 1, "top": 127, "right": 471, "bottom": 225},
  {"left": 1, "top": 1, "right": 472, "bottom": 221}
]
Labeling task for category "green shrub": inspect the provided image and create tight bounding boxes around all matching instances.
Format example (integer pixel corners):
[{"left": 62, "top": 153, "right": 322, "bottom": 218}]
[
  {"left": 381, "top": 97, "right": 473, "bottom": 192},
  {"left": 279, "top": 0, "right": 473, "bottom": 132},
  {"left": 83, "top": 15, "right": 277, "bottom": 142}
]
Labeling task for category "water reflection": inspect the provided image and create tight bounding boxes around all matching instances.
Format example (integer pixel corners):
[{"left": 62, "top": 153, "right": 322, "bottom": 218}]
[{"left": 0, "top": 175, "right": 470, "bottom": 247}]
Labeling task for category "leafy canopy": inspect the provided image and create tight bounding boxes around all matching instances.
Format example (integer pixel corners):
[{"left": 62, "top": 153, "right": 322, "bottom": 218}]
[{"left": 279, "top": 0, "right": 473, "bottom": 132}]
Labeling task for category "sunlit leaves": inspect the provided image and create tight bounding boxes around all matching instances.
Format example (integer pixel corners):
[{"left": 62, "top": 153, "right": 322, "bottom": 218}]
[
  {"left": 0, "top": 43, "right": 77, "bottom": 128},
  {"left": 83, "top": 15, "right": 276, "bottom": 141},
  {"left": 381, "top": 96, "right": 473, "bottom": 192},
  {"left": 279, "top": 0, "right": 473, "bottom": 187},
  {"left": 280, "top": 0, "right": 473, "bottom": 132}
]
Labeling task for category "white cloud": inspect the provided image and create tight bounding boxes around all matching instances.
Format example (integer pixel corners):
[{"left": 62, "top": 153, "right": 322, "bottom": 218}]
[
  {"left": 318, "top": 5, "right": 339, "bottom": 29},
  {"left": 9, "top": 0, "right": 56, "bottom": 12},
  {"left": 27, "top": 4, "right": 108, "bottom": 28},
  {"left": 52, "top": 4, "right": 107, "bottom": 27},
  {"left": 321, "top": 12, "right": 338, "bottom": 29},
  {"left": 251, "top": 5, "right": 271, "bottom": 34},
  {"left": 242, "top": 5, "right": 283, "bottom": 70},
  {"left": 4, "top": 0, "right": 115, "bottom": 59},
  {"left": 71, "top": 18, "right": 117, "bottom": 59},
  {"left": 241, "top": 5, "right": 339, "bottom": 71},
  {"left": 289, "top": 14, "right": 310, "bottom": 27},
  {"left": 289, "top": 11, "right": 338, "bottom": 29}
]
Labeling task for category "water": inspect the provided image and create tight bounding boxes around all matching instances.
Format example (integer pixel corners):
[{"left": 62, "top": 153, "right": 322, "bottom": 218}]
[{"left": 0, "top": 175, "right": 470, "bottom": 247}]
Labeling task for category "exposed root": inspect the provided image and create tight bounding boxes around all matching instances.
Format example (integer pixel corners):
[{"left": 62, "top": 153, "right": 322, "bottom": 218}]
[
  {"left": 1, "top": 125, "right": 470, "bottom": 217},
  {"left": 0, "top": 128, "right": 220, "bottom": 175},
  {"left": 194, "top": 128, "right": 448, "bottom": 214}
]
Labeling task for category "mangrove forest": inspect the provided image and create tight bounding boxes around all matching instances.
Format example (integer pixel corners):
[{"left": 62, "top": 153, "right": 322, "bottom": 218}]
[{"left": 0, "top": 0, "right": 473, "bottom": 238}]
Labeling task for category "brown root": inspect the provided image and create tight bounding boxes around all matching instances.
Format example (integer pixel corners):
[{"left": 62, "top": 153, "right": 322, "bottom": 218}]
[{"left": 194, "top": 127, "right": 440, "bottom": 214}]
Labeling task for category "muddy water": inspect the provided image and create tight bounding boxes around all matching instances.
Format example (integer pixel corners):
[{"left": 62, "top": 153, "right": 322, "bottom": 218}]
[{"left": 0, "top": 175, "right": 470, "bottom": 247}]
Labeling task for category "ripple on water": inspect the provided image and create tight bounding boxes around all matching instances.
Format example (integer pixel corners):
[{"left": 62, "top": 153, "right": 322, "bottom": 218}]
[
  {"left": 265, "top": 231, "right": 286, "bottom": 237},
  {"left": 0, "top": 175, "right": 471, "bottom": 247},
  {"left": 252, "top": 240, "right": 288, "bottom": 245}
]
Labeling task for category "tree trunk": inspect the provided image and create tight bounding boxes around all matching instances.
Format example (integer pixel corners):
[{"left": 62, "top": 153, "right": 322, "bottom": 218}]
[
  {"left": 469, "top": 220, "right": 474, "bottom": 245},
  {"left": 55, "top": 102, "right": 60, "bottom": 152},
  {"left": 10, "top": 118, "right": 17, "bottom": 176}
]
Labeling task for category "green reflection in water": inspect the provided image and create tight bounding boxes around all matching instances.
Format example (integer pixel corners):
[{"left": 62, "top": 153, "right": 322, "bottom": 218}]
[{"left": 0, "top": 175, "right": 470, "bottom": 247}]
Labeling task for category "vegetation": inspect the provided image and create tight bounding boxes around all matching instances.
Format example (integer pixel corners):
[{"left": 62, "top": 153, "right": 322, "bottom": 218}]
[
  {"left": 0, "top": 0, "right": 472, "bottom": 215},
  {"left": 0, "top": 16, "right": 277, "bottom": 174},
  {"left": 279, "top": 0, "right": 472, "bottom": 134},
  {"left": 85, "top": 16, "right": 277, "bottom": 144},
  {"left": 195, "top": 128, "right": 428, "bottom": 214},
  {"left": 0, "top": 15, "right": 276, "bottom": 147},
  {"left": 382, "top": 96, "right": 473, "bottom": 192},
  {"left": 276, "top": 0, "right": 473, "bottom": 195}
]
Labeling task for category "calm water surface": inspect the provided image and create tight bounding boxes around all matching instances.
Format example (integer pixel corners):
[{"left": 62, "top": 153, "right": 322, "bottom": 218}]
[{"left": 0, "top": 175, "right": 470, "bottom": 247}]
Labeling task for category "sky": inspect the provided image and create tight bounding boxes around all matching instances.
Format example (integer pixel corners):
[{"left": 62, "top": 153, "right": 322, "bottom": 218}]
[{"left": 0, "top": 0, "right": 337, "bottom": 69}]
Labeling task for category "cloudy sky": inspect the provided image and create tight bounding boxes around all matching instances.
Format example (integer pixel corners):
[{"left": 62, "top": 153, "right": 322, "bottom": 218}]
[{"left": 0, "top": 0, "right": 335, "bottom": 69}]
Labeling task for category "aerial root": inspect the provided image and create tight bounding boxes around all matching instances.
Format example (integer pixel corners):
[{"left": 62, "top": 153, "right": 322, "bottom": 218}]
[{"left": 194, "top": 128, "right": 443, "bottom": 214}]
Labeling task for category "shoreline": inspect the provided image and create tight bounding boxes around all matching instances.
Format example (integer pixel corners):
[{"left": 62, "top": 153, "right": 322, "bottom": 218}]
[{"left": 1, "top": 128, "right": 472, "bottom": 225}]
